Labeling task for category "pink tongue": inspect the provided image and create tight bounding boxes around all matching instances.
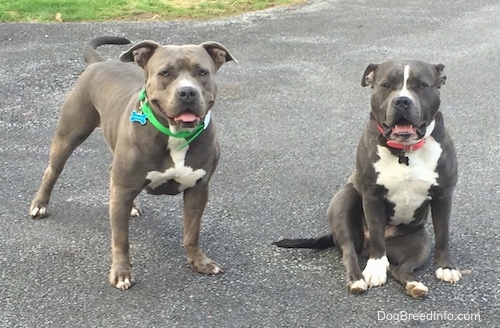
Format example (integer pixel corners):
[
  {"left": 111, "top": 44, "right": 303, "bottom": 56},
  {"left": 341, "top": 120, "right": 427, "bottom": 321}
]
[
  {"left": 393, "top": 124, "right": 417, "bottom": 134},
  {"left": 174, "top": 112, "right": 198, "bottom": 123}
]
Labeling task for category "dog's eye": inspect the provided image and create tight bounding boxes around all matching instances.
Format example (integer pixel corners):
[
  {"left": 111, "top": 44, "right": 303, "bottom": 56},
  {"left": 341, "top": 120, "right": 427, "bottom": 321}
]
[
  {"left": 417, "top": 82, "right": 429, "bottom": 90},
  {"left": 159, "top": 70, "right": 170, "bottom": 77},
  {"left": 381, "top": 81, "right": 391, "bottom": 88},
  {"left": 198, "top": 69, "right": 209, "bottom": 76}
]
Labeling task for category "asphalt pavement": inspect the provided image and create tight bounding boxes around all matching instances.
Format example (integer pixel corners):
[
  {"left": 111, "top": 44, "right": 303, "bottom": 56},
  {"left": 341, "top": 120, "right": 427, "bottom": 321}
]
[{"left": 1, "top": 0, "right": 499, "bottom": 327}]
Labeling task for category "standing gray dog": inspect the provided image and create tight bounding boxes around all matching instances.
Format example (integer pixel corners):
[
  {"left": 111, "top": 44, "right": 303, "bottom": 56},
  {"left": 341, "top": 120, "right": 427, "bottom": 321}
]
[
  {"left": 274, "top": 60, "right": 460, "bottom": 298},
  {"left": 30, "top": 36, "right": 236, "bottom": 289}
]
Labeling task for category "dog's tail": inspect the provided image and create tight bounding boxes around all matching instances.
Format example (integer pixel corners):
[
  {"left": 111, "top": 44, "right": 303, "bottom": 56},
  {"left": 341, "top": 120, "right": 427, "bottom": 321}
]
[
  {"left": 272, "top": 234, "right": 334, "bottom": 249},
  {"left": 83, "top": 36, "right": 131, "bottom": 65}
]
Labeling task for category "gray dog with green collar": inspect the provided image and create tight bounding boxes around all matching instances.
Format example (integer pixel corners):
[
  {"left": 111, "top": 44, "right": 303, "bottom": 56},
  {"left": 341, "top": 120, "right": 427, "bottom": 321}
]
[{"left": 29, "top": 36, "right": 237, "bottom": 289}]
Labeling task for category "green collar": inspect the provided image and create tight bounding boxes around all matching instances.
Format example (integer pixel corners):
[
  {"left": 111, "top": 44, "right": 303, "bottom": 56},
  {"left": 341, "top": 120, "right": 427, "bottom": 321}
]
[{"left": 129, "top": 88, "right": 210, "bottom": 150}]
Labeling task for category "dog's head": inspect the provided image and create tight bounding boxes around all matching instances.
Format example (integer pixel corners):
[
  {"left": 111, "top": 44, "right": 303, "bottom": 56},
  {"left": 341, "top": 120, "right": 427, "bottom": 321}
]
[
  {"left": 362, "top": 60, "right": 446, "bottom": 144},
  {"left": 120, "top": 40, "right": 237, "bottom": 131}
]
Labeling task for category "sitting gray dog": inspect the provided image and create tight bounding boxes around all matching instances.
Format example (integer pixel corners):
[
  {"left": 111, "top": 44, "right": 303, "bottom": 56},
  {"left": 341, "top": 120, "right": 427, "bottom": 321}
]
[
  {"left": 274, "top": 60, "right": 460, "bottom": 298},
  {"left": 30, "top": 36, "right": 236, "bottom": 289}
]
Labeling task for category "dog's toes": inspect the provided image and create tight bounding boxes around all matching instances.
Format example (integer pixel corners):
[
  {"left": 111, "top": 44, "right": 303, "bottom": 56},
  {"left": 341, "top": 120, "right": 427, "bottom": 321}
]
[
  {"left": 189, "top": 254, "right": 224, "bottom": 275},
  {"left": 130, "top": 204, "right": 142, "bottom": 217},
  {"left": 115, "top": 276, "right": 134, "bottom": 290},
  {"left": 209, "top": 264, "right": 224, "bottom": 275},
  {"left": 30, "top": 205, "right": 47, "bottom": 219},
  {"left": 199, "top": 261, "right": 224, "bottom": 275},
  {"left": 350, "top": 279, "right": 368, "bottom": 294},
  {"left": 435, "top": 267, "right": 461, "bottom": 284},
  {"left": 405, "top": 281, "right": 428, "bottom": 299},
  {"left": 109, "top": 266, "right": 135, "bottom": 290}
]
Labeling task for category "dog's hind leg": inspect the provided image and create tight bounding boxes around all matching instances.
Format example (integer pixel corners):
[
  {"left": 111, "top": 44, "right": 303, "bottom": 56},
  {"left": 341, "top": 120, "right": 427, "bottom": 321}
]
[
  {"left": 328, "top": 182, "right": 366, "bottom": 293},
  {"left": 30, "top": 90, "right": 100, "bottom": 218},
  {"left": 386, "top": 228, "right": 431, "bottom": 298}
]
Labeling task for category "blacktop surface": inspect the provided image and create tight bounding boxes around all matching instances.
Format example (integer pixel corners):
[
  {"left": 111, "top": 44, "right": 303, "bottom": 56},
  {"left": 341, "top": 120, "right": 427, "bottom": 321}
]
[{"left": 1, "top": 0, "right": 499, "bottom": 327}]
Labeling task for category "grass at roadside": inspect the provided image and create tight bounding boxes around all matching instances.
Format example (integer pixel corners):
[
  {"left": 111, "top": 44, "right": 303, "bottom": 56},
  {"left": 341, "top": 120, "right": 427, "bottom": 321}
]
[{"left": 0, "top": 0, "right": 304, "bottom": 23}]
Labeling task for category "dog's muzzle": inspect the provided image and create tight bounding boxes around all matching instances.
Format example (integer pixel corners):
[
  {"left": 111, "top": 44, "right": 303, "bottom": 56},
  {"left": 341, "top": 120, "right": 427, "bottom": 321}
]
[{"left": 383, "top": 95, "right": 426, "bottom": 141}]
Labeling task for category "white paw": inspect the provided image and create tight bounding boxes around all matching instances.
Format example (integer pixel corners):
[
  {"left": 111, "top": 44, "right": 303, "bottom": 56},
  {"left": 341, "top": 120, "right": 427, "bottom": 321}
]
[
  {"left": 436, "top": 267, "right": 461, "bottom": 283},
  {"left": 350, "top": 279, "right": 368, "bottom": 293},
  {"left": 30, "top": 206, "right": 46, "bottom": 218},
  {"left": 406, "top": 281, "right": 428, "bottom": 298},
  {"left": 130, "top": 207, "right": 141, "bottom": 217},
  {"left": 362, "top": 255, "right": 390, "bottom": 287}
]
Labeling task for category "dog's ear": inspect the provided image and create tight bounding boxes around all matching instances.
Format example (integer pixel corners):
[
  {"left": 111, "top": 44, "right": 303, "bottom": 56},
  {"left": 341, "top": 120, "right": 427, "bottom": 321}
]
[
  {"left": 362, "top": 63, "right": 378, "bottom": 88},
  {"left": 201, "top": 42, "right": 238, "bottom": 70},
  {"left": 119, "top": 41, "right": 160, "bottom": 67},
  {"left": 434, "top": 63, "right": 446, "bottom": 87}
]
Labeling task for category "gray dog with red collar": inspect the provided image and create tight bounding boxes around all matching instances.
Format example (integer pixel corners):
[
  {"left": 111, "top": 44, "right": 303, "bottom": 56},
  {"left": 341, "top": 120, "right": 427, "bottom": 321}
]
[
  {"left": 29, "top": 36, "right": 236, "bottom": 289},
  {"left": 274, "top": 60, "right": 461, "bottom": 298}
]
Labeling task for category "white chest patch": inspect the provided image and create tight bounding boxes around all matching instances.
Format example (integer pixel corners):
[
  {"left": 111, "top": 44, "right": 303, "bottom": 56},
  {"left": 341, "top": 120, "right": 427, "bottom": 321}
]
[
  {"left": 146, "top": 137, "right": 206, "bottom": 192},
  {"left": 373, "top": 137, "right": 442, "bottom": 225}
]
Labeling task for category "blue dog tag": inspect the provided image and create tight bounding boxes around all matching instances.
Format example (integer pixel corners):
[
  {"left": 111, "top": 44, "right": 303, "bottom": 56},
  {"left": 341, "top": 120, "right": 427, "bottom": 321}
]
[{"left": 130, "top": 110, "right": 147, "bottom": 125}]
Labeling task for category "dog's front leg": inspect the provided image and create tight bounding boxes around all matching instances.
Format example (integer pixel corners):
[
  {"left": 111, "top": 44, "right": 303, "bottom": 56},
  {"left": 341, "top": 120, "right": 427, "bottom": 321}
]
[
  {"left": 362, "top": 196, "right": 390, "bottom": 287},
  {"left": 108, "top": 185, "right": 136, "bottom": 289},
  {"left": 431, "top": 194, "right": 461, "bottom": 283},
  {"left": 183, "top": 183, "right": 223, "bottom": 275}
]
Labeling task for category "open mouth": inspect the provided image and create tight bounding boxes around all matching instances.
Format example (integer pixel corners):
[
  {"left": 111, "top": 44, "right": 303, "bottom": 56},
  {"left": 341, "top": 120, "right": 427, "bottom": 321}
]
[
  {"left": 172, "top": 111, "right": 201, "bottom": 127},
  {"left": 151, "top": 99, "right": 201, "bottom": 127},
  {"left": 174, "top": 112, "right": 199, "bottom": 123},
  {"left": 392, "top": 124, "right": 417, "bottom": 138},
  {"left": 381, "top": 120, "right": 426, "bottom": 140}
]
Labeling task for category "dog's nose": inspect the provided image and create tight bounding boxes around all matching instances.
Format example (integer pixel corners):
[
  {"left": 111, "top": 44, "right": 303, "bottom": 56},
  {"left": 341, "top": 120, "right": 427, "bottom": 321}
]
[
  {"left": 177, "top": 86, "right": 198, "bottom": 103},
  {"left": 393, "top": 96, "right": 412, "bottom": 111}
]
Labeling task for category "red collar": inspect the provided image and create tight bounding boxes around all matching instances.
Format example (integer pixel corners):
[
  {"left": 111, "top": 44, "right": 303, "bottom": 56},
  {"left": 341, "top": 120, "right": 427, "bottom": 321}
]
[{"left": 376, "top": 124, "right": 426, "bottom": 151}]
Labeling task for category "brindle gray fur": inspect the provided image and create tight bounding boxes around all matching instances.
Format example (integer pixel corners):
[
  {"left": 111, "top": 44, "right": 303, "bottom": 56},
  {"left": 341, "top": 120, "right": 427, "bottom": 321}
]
[{"left": 30, "top": 36, "right": 236, "bottom": 289}]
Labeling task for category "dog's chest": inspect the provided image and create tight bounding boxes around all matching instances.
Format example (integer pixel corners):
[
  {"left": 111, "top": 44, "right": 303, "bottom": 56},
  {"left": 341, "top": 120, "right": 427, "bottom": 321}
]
[
  {"left": 145, "top": 138, "right": 206, "bottom": 195},
  {"left": 373, "top": 138, "right": 442, "bottom": 225}
]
